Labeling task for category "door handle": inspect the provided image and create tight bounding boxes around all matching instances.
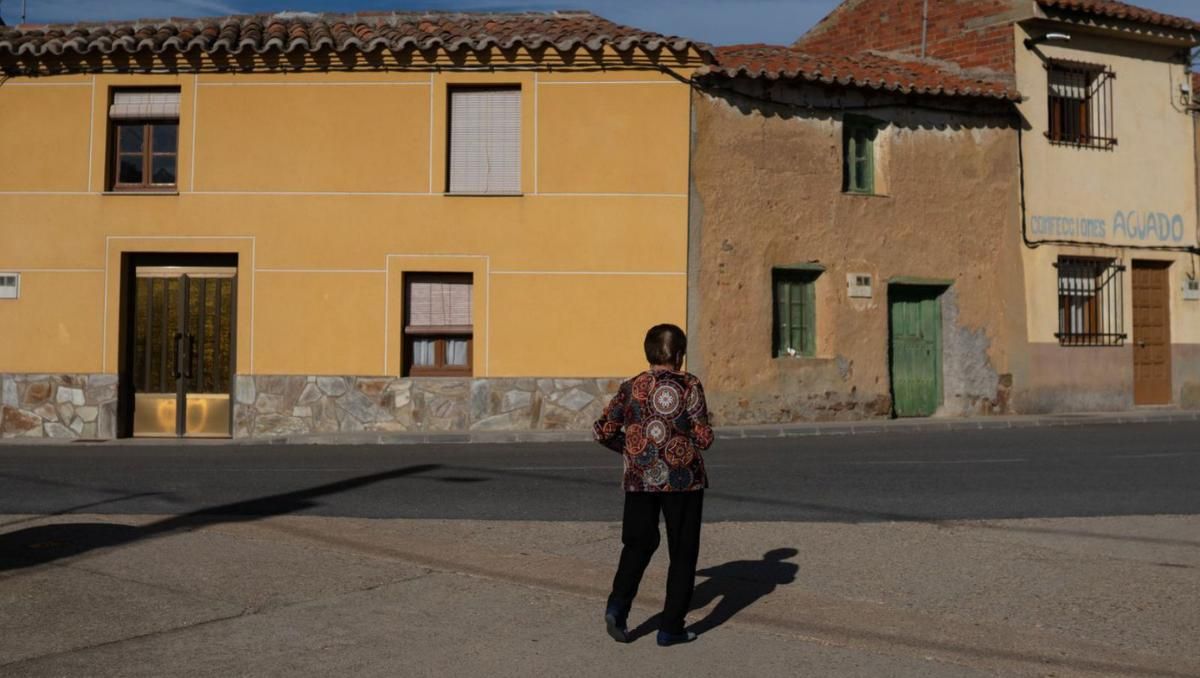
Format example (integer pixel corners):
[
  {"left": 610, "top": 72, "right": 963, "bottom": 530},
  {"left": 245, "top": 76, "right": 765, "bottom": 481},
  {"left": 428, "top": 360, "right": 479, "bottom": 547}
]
[
  {"left": 184, "top": 334, "right": 196, "bottom": 380},
  {"left": 172, "top": 332, "right": 184, "bottom": 380}
]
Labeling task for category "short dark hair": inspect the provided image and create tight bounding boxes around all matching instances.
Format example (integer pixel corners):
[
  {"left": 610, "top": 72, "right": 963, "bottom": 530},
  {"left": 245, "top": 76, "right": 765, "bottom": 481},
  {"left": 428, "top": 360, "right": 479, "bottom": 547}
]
[{"left": 644, "top": 324, "right": 687, "bottom": 366}]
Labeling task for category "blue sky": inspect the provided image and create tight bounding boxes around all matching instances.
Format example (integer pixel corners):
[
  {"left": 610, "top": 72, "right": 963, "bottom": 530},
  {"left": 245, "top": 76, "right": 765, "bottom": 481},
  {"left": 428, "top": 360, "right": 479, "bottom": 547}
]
[{"left": 3, "top": 0, "right": 1199, "bottom": 46}]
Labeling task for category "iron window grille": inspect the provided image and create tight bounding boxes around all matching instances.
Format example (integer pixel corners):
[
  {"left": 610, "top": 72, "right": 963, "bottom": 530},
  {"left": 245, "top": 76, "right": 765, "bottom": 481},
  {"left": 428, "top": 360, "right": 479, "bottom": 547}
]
[
  {"left": 1046, "top": 61, "right": 1116, "bottom": 149},
  {"left": 1055, "top": 257, "right": 1125, "bottom": 346}
]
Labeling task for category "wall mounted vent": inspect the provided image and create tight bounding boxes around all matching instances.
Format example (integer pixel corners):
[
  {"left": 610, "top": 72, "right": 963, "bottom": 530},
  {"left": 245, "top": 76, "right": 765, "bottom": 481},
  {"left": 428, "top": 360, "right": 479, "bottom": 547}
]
[
  {"left": 0, "top": 273, "right": 18, "bottom": 299},
  {"left": 847, "top": 273, "right": 873, "bottom": 298}
]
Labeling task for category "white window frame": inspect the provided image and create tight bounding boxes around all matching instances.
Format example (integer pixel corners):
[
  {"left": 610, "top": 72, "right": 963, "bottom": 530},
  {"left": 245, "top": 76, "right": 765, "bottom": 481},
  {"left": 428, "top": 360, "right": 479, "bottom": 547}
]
[
  {"left": 446, "top": 87, "right": 522, "bottom": 196},
  {"left": 0, "top": 273, "right": 19, "bottom": 300}
]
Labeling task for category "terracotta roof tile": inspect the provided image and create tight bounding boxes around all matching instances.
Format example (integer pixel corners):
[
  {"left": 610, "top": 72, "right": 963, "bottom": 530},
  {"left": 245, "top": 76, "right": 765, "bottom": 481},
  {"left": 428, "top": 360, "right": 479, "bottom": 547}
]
[
  {"left": 1037, "top": 0, "right": 1200, "bottom": 32},
  {"left": 706, "top": 44, "right": 1021, "bottom": 101},
  {"left": 0, "top": 10, "right": 710, "bottom": 59}
]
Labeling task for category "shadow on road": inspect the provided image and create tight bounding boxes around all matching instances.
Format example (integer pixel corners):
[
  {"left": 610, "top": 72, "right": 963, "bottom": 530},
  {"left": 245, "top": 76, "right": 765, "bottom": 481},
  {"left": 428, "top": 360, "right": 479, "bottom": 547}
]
[
  {"left": 456, "top": 463, "right": 1200, "bottom": 548},
  {"left": 628, "top": 547, "right": 800, "bottom": 641},
  {"left": 0, "top": 464, "right": 452, "bottom": 571}
]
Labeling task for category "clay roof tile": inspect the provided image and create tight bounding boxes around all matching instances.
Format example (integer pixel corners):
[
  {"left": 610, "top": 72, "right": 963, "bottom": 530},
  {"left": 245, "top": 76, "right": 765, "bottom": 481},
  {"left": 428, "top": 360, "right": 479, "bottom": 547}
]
[
  {"left": 1037, "top": 0, "right": 1200, "bottom": 32},
  {"left": 0, "top": 9, "right": 711, "bottom": 60},
  {"left": 707, "top": 44, "right": 1021, "bottom": 101}
]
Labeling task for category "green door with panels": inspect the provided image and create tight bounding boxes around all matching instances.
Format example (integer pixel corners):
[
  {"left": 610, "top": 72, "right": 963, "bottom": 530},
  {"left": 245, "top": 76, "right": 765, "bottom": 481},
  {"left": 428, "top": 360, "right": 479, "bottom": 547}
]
[{"left": 889, "top": 286, "right": 943, "bottom": 417}]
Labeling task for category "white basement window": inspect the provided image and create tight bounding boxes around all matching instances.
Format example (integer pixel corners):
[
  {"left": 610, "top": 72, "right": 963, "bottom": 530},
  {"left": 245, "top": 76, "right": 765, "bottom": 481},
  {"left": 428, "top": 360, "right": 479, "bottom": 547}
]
[
  {"left": 447, "top": 87, "right": 521, "bottom": 195},
  {"left": 0, "top": 273, "right": 19, "bottom": 299}
]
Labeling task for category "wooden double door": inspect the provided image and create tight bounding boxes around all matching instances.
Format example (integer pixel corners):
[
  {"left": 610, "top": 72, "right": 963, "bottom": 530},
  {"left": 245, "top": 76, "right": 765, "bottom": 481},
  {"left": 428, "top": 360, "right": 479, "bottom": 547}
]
[{"left": 1132, "top": 261, "right": 1172, "bottom": 405}]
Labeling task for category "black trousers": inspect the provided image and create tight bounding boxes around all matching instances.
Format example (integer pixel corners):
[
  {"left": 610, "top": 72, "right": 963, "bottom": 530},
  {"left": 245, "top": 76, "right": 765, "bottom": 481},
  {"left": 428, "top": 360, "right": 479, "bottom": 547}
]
[{"left": 607, "top": 490, "right": 704, "bottom": 634}]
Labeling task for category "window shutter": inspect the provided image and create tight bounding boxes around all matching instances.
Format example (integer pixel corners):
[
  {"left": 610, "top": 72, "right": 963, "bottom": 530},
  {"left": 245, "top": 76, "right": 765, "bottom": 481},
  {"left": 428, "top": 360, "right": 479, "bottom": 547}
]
[
  {"left": 409, "top": 281, "right": 473, "bottom": 327},
  {"left": 448, "top": 89, "right": 521, "bottom": 194},
  {"left": 110, "top": 91, "right": 181, "bottom": 120}
]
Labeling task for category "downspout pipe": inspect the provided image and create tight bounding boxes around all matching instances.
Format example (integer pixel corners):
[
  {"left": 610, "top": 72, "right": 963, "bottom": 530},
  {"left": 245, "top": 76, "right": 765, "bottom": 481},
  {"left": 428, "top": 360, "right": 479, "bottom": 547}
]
[{"left": 920, "top": 0, "right": 929, "bottom": 58}]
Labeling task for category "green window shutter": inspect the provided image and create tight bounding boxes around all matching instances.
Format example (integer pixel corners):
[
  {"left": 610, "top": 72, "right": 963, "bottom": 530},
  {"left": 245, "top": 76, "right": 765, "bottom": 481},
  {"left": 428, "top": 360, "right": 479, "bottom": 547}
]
[
  {"left": 773, "top": 270, "right": 819, "bottom": 357},
  {"left": 843, "top": 117, "right": 877, "bottom": 194},
  {"left": 801, "top": 277, "right": 816, "bottom": 355}
]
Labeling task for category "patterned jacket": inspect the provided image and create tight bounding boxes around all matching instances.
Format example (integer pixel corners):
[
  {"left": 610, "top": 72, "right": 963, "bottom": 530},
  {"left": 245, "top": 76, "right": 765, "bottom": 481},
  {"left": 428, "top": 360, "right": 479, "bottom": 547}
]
[{"left": 593, "top": 369, "right": 714, "bottom": 492}]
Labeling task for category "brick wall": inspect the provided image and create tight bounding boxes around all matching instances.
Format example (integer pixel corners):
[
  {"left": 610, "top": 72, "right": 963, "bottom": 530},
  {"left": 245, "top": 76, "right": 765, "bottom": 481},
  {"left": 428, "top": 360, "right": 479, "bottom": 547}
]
[{"left": 795, "top": 0, "right": 1025, "bottom": 76}]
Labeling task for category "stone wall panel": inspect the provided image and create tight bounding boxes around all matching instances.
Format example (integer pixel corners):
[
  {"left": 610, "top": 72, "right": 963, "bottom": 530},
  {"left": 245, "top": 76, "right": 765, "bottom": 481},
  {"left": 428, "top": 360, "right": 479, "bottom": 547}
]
[{"left": 0, "top": 374, "right": 118, "bottom": 439}]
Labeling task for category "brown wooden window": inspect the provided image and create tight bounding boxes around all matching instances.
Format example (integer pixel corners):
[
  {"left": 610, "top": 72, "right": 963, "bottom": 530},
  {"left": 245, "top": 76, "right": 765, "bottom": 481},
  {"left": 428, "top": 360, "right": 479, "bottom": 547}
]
[
  {"left": 404, "top": 273, "right": 473, "bottom": 376},
  {"left": 1047, "top": 62, "right": 1115, "bottom": 149},
  {"left": 108, "top": 90, "right": 180, "bottom": 191},
  {"left": 1056, "top": 257, "right": 1125, "bottom": 346}
]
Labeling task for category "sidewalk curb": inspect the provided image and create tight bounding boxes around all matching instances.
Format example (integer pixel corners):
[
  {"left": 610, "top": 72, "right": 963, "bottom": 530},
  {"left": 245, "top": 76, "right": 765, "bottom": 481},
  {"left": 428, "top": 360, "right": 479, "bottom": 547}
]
[
  {"left": 255, "top": 410, "right": 1199, "bottom": 446},
  {"left": 4, "top": 411, "right": 1196, "bottom": 447}
]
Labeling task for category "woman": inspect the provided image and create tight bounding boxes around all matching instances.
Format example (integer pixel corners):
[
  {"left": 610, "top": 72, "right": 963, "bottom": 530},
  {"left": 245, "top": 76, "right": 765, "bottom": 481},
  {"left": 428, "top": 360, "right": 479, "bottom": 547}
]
[{"left": 593, "top": 323, "right": 714, "bottom": 646}]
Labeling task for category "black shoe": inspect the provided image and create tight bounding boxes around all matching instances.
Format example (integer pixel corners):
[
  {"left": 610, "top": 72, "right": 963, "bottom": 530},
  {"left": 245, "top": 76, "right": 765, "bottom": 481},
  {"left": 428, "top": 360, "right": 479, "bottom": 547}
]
[
  {"left": 656, "top": 630, "right": 697, "bottom": 647},
  {"left": 604, "top": 607, "right": 629, "bottom": 643}
]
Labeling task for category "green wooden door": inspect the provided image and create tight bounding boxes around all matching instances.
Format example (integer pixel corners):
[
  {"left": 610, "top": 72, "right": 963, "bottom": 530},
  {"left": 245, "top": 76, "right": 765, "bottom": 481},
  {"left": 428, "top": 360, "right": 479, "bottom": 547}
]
[{"left": 889, "top": 286, "right": 943, "bottom": 417}]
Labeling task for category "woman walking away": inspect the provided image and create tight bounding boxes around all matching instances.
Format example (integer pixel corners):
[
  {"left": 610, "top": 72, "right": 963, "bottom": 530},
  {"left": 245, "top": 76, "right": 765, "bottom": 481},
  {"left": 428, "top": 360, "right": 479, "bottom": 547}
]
[{"left": 593, "top": 323, "right": 714, "bottom": 646}]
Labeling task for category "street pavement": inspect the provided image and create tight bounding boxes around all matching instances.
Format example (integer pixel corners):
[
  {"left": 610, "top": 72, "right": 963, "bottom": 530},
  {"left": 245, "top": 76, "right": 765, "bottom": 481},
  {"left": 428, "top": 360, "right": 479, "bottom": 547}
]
[{"left": 0, "top": 422, "right": 1198, "bottom": 676}]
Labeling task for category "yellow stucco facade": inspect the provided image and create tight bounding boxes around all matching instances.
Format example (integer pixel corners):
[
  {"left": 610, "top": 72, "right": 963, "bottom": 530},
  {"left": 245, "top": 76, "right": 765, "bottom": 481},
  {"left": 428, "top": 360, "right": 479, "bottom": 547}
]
[{"left": 0, "top": 53, "right": 694, "bottom": 381}]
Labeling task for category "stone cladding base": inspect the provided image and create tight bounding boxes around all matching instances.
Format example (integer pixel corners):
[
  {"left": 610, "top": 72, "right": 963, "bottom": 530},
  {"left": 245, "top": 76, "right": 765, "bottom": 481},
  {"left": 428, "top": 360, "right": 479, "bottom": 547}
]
[
  {"left": 1, "top": 373, "right": 622, "bottom": 440},
  {"left": 1, "top": 374, "right": 118, "bottom": 439},
  {"left": 234, "top": 376, "right": 622, "bottom": 438}
]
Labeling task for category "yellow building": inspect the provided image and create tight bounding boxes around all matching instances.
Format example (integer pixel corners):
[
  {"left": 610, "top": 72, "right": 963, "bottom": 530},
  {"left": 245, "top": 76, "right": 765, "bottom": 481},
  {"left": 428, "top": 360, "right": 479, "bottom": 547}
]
[{"left": 0, "top": 11, "right": 706, "bottom": 439}]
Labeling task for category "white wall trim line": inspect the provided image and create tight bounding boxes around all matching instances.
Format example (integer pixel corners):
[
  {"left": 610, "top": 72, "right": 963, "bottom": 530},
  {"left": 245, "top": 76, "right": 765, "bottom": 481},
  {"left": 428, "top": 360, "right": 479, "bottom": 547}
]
[
  {"left": 0, "top": 191, "right": 95, "bottom": 196},
  {"left": 535, "top": 192, "right": 688, "bottom": 198},
  {"left": 257, "top": 268, "right": 386, "bottom": 274},
  {"left": 1, "top": 268, "right": 104, "bottom": 273},
  {"left": 427, "top": 72, "right": 436, "bottom": 195},
  {"left": 189, "top": 191, "right": 436, "bottom": 197},
  {"left": 491, "top": 270, "right": 686, "bottom": 276},
  {"left": 0, "top": 190, "right": 683, "bottom": 198},
  {"left": 533, "top": 71, "right": 539, "bottom": 196},
  {"left": 86, "top": 76, "right": 96, "bottom": 193},
  {"left": 2, "top": 82, "right": 91, "bottom": 87},
  {"left": 198, "top": 81, "right": 432, "bottom": 87},
  {"left": 190, "top": 74, "right": 199, "bottom": 193},
  {"left": 537, "top": 80, "right": 681, "bottom": 86}
]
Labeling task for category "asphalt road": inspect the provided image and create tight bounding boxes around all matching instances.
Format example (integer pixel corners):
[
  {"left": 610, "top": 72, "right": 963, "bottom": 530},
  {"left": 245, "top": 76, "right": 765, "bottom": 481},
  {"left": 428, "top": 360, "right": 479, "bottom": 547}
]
[{"left": 1, "top": 421, "right": 1198, "bottom": 524}]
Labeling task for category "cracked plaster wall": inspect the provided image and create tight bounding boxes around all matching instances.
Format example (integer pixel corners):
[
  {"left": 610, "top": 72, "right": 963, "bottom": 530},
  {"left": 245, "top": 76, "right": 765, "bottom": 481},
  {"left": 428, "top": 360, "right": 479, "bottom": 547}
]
[{"left": 688, "top": 80, "right": 1027, "bottom": 423}]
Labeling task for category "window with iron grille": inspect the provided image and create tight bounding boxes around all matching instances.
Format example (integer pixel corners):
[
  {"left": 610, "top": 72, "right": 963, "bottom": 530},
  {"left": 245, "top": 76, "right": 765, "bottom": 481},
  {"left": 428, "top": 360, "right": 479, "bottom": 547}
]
[
  {"left": 773, "top": 269, "right": 818, "bottom": 357},
  {"left": 1055, "top": 257, "right": 1125, "bottom": 346},
  {"left": 1046, "top": 62, "right": 1116, "bottom": 149}
]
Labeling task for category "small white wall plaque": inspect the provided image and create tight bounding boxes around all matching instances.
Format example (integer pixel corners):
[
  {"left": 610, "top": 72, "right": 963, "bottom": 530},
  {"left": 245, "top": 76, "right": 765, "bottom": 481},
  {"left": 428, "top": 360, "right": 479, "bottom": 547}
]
[
  {"left": 1184, "top": 277, "right": 1200, "bottom": 301},
  {"left": 0, "top": 273, "right": 18, "bottom": 300},
  {"left": 847, "top": 273, "right": 873, "bottom": 299}
]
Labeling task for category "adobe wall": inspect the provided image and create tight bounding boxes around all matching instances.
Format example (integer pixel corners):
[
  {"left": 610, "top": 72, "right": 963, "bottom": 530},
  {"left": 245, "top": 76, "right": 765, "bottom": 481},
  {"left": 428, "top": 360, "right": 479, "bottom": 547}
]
[{"left": 688, "top": 79, "right": 1027, "bottom": 424}]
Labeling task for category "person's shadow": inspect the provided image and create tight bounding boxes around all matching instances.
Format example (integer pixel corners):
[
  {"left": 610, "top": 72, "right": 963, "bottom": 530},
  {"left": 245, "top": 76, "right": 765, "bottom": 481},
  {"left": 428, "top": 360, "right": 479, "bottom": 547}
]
[{"left": 628, "top": 547, "right": 799, "bottom": 639}]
